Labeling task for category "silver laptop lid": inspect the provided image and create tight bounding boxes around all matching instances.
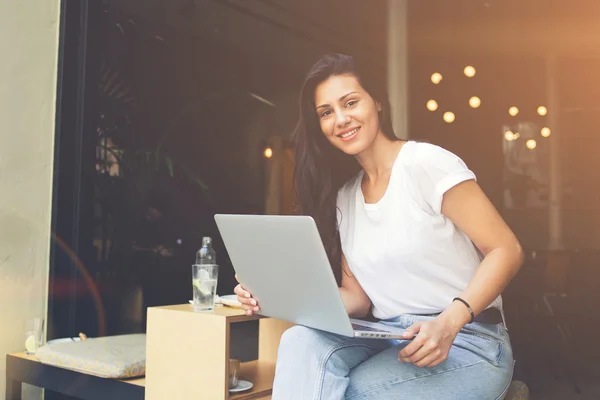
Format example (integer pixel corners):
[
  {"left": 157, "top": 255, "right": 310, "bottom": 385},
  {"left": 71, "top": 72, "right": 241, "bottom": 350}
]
[{"left": 214, "top": 214, "right": 354, "bottom": 337}]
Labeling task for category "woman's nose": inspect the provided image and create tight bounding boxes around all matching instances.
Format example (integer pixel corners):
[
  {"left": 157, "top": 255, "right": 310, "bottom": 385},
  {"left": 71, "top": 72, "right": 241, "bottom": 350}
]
[{"left": 335, "top": 111, "right": 350, "bottom": 127}]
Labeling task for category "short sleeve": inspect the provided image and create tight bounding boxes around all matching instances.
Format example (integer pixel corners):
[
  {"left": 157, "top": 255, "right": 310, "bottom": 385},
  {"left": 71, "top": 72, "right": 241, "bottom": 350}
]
[
  {"left": 336, "top": 176, "right": 356, "bottom": 228},
  {"left": 412, "top": 143, "right": 476, "bottom": 214}
]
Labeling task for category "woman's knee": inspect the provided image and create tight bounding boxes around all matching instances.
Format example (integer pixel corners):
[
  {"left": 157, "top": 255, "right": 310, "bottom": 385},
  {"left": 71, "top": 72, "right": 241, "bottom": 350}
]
[
  {"left": 279, "top": 325, "right": 324, "bottom": 352},
  {"left": 277, "top": 325, "right": 342, "bottom": 364}
]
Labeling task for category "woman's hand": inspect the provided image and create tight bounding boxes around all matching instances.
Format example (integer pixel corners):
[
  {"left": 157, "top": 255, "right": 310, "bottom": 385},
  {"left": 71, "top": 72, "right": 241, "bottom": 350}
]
[
  {"left": 233, "top": 274, "right": 261, "bottom": 316},
  {"left": 397, "top": 312, "right": 464, "bottom": 368}
]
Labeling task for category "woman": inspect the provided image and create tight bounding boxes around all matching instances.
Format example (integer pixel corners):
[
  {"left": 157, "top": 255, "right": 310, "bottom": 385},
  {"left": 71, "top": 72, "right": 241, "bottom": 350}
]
[{"left": 234, "top": 54, "right": 523, "bottom": 399}]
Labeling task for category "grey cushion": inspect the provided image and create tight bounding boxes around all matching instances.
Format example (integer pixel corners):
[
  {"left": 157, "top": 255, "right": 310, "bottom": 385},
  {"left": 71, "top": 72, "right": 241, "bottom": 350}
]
[{"left": 35, "top": 334, "right": 146, "bottom": 379}]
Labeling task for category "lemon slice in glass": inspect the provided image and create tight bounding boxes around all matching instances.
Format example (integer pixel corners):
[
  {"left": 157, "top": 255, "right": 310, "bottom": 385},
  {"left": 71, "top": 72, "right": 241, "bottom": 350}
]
[
  {"left": 193, "top": 279, "right": 214, "bottom": 296},
  {"left": 192, "top": 279, "right": 202, "bottom": 291},
  {"left": 25, "top": 334, "right": 37, "bottom": 354}
]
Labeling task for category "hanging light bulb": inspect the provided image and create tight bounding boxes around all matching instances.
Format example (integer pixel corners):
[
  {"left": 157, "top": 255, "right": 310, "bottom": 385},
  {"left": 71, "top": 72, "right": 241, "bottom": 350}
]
[
  {"left": 443, "top": 111, "right": 455, "bottom": 123},
  {"left": 509, "top": 106, "right": 519, "bottom": 116},
  {"left": 264, "top": 147, "right": 273, "bottom": 158},
  {"left": 504, "top": 130, "right": 515, "bottom": 141},
  {"left": 469, "top": 96, "right": 481, "bottom": 108},
  {"left": 426, "top": 100, "right": 438, "bottom": 111},
  {"left": 431, "top": 73, "right": 443, "bottom": 84},
  {"left": 464, "top": 65, "right": 476, "bottom": 77},
  {"left": 526, "top": 139, "right": 537, "bottom": 149},
  {"left": 537, "top": 106, "right": 548, "bottom": 116},
  {"left": 541, "top": 127, "right": 551, "bottom": 137}
]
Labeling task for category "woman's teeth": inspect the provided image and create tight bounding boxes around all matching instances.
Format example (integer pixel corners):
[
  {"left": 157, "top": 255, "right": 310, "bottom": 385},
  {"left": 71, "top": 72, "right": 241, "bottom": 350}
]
[{"left": 340, "top": 128, "right": 359, "bottom": 138}]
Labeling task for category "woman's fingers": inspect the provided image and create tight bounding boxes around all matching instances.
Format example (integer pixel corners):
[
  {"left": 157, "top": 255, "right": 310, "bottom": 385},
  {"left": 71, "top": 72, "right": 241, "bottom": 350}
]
[
  {"left": 233, "top": 283, "right": 245, "bottom": 296},
  {"left": 413, "top": 350, "right": 445, "bottom": 368},
  {"left": 399, "top": 342, "right": 438, "bottom": 366},
  {"left": 234, "top": 283, "right": 260, "bottom": 313},
  {"left": 241, "top": 303, "right": 260, "bottom": 315},
  {"left": 234, "top": 284, "right": 251, "bottom": 299}
]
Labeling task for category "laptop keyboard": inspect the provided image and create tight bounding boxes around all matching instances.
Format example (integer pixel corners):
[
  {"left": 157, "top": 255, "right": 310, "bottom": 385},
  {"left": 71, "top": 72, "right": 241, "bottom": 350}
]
[{"left": 352, "top": 323, "right": 390, "bottom": 333}]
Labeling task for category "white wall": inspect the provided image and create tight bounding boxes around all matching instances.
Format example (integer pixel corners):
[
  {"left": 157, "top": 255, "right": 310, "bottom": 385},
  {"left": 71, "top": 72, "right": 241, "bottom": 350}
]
[{"left": 0, "top": 0, "right": 61, "bottom": 398}]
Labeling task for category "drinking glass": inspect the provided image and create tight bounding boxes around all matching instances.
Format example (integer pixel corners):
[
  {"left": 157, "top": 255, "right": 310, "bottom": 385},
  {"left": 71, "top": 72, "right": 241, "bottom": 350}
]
[{"left": 192, "top": 264, "right": 219, "bottom": 311}]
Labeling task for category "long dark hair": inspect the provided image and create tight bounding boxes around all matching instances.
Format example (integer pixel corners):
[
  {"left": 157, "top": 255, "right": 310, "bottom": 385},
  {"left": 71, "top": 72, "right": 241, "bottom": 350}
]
[{"left": 291, "top": 54, "right": 399, "bottom": 284}]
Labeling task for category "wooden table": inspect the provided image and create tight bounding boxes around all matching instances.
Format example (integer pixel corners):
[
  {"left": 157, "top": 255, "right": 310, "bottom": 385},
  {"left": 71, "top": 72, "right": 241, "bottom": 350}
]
[
  {"left": 5, "top": 352, "right": 145, "bottom": 400},
  {"left": 6, "top": 304, "right": 289, "bottom": 400},
  {"left": 145, "top": 304, "right": 291, "bottom": 400}
]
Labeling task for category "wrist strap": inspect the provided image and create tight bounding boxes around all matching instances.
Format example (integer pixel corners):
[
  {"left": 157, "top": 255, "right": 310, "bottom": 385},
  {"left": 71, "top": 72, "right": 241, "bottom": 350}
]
[{"left": 453, "top": 297, "right": 475, "bottom": 324}]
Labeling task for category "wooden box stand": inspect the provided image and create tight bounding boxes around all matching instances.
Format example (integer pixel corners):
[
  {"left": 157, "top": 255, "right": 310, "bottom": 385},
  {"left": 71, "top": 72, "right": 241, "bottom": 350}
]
[{"left": 145, "top": 304, "right": 292, "bottom": 400}]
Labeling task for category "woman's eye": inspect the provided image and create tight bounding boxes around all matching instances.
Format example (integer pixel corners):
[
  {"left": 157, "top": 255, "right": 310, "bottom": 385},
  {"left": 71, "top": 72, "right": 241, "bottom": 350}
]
[
  {"left": 320, "top": 110, "right": 332, "bottom": 117},
  {"left": 346, "top": 100, "right": 358, "bottom": 107}
]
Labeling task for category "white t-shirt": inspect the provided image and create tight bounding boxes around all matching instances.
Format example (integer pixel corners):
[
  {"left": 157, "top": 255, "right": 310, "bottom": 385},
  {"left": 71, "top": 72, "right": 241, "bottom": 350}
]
[{"left": 336, "top": 141, "right": 502, "bottom": 320}]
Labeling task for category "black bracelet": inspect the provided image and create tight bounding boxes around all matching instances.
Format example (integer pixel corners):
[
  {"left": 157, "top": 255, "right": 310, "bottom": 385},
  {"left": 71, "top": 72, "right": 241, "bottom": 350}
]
[{"left": 453, "top": 297, "right": 475, "bottom": 324}]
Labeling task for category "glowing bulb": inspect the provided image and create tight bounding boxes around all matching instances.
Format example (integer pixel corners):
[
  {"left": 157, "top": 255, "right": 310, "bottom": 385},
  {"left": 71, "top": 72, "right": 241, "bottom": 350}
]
[
  {"left": 443, "top": 111, "right": 455, "bottom": 123},
  {"left": 541, "top": 127, "right": 551, "bottom": 137},
  {"left": 426, "top": 100, "right": 438, "bottom": 111},
  {"left": 264, "top": 147, "right": 273, "bottom": 158},
  {"left": 514, "top": 132, "right": 520, "bottom": 139},
  {"left": 464, "top": 66, "right": 476, "bottom": 77},
  {"left": 469, "top": 96, "right": 481, "bottom": 108},
  {"left": 526, "top": 139, "right": 537, "bottom": 149},
  {"left": 431, "top": 73, "right": 443, "bottom": 84},
  {"left": 537, "top": 106, "right": 548, "bottom": 116},
  {"left": 504, "top": 130, "right": 515, "bottom": 141},
  {"left": 509, "top": 106, "right": 519, "bottom": 116}
]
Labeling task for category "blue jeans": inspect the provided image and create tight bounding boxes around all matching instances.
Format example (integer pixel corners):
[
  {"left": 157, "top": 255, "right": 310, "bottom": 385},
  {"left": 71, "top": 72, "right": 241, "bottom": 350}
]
[{"left": 271, "top": 314, "right": 514, "bottom": 400}]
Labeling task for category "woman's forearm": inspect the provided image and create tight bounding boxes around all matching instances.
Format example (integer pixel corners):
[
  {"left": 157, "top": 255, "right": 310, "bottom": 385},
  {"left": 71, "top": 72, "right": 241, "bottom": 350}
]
[
  {"left": 440, "top": 245, "right": 524, "bottom": 330},
  {"left": 438, "top": 180, "right": 525, "bottom": 329}
]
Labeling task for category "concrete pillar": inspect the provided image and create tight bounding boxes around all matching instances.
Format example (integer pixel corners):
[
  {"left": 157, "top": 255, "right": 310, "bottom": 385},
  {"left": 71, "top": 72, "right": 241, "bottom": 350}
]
[
  {"left": 546, "top": 55, "right": 564, "bottom": 251},
  {"left": 543, "top": 55, "right": 570, "bottom": 294},
  {"left": 264, "top": 136, "right": 284, "bottom": 215},
  {"left": 387, "top": 0, "right": 409, "bottom": 139}
]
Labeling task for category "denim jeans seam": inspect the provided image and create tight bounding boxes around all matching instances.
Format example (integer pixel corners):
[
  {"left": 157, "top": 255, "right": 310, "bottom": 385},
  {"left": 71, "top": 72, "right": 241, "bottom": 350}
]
[
  {"left": 314, "top": 342, "right": 386, "bottom": 400},
  {"left": 495, "top": 360, "right": 515, "bottom": 400},
  {"left": 460, "top": 330, "right": 504, "bottom": 365},
  {"left": 498, "top": 325, "right": 511, "bottom": 346},
  {"left": 461, "top": 328, "right": 502, "bottom": 345},
  {"left": 495, "top": 340, "right": 503, "bottom": 366},
  {"left": 345, "top": 360, "right": 487, "bottom": 400}
]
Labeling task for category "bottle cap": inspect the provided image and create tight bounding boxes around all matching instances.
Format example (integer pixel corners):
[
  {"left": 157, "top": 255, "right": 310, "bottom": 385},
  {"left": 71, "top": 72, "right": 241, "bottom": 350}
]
[{"left": 202, "top": 236, "right": 212, "bottom": 246}]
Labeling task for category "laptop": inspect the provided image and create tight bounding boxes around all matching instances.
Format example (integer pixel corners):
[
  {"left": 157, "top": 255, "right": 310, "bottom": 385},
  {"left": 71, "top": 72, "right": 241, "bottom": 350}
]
[{"left": 214, "top": 214, "right": 409, "bottom": 339}]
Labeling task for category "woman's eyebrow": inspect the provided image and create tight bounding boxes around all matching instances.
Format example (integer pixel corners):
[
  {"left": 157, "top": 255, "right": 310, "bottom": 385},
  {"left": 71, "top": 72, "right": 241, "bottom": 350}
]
[{"left": 316, "top": 91, "right": 358, "bottom": 109}]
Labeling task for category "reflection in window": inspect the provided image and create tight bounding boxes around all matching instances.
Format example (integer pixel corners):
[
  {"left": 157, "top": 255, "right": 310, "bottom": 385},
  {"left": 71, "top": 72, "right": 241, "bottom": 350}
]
[
  {"left": 96, "top": 136, "right": 122, "bottom": 177},
  {"left": 502, "top": 122, "right": 549, "bottom": 209}
]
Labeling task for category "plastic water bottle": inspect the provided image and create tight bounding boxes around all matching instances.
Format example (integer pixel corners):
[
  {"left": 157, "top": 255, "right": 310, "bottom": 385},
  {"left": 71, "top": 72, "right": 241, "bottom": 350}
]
[{"left": 196, "top": 236, "right": 217, "bottom": 264}]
